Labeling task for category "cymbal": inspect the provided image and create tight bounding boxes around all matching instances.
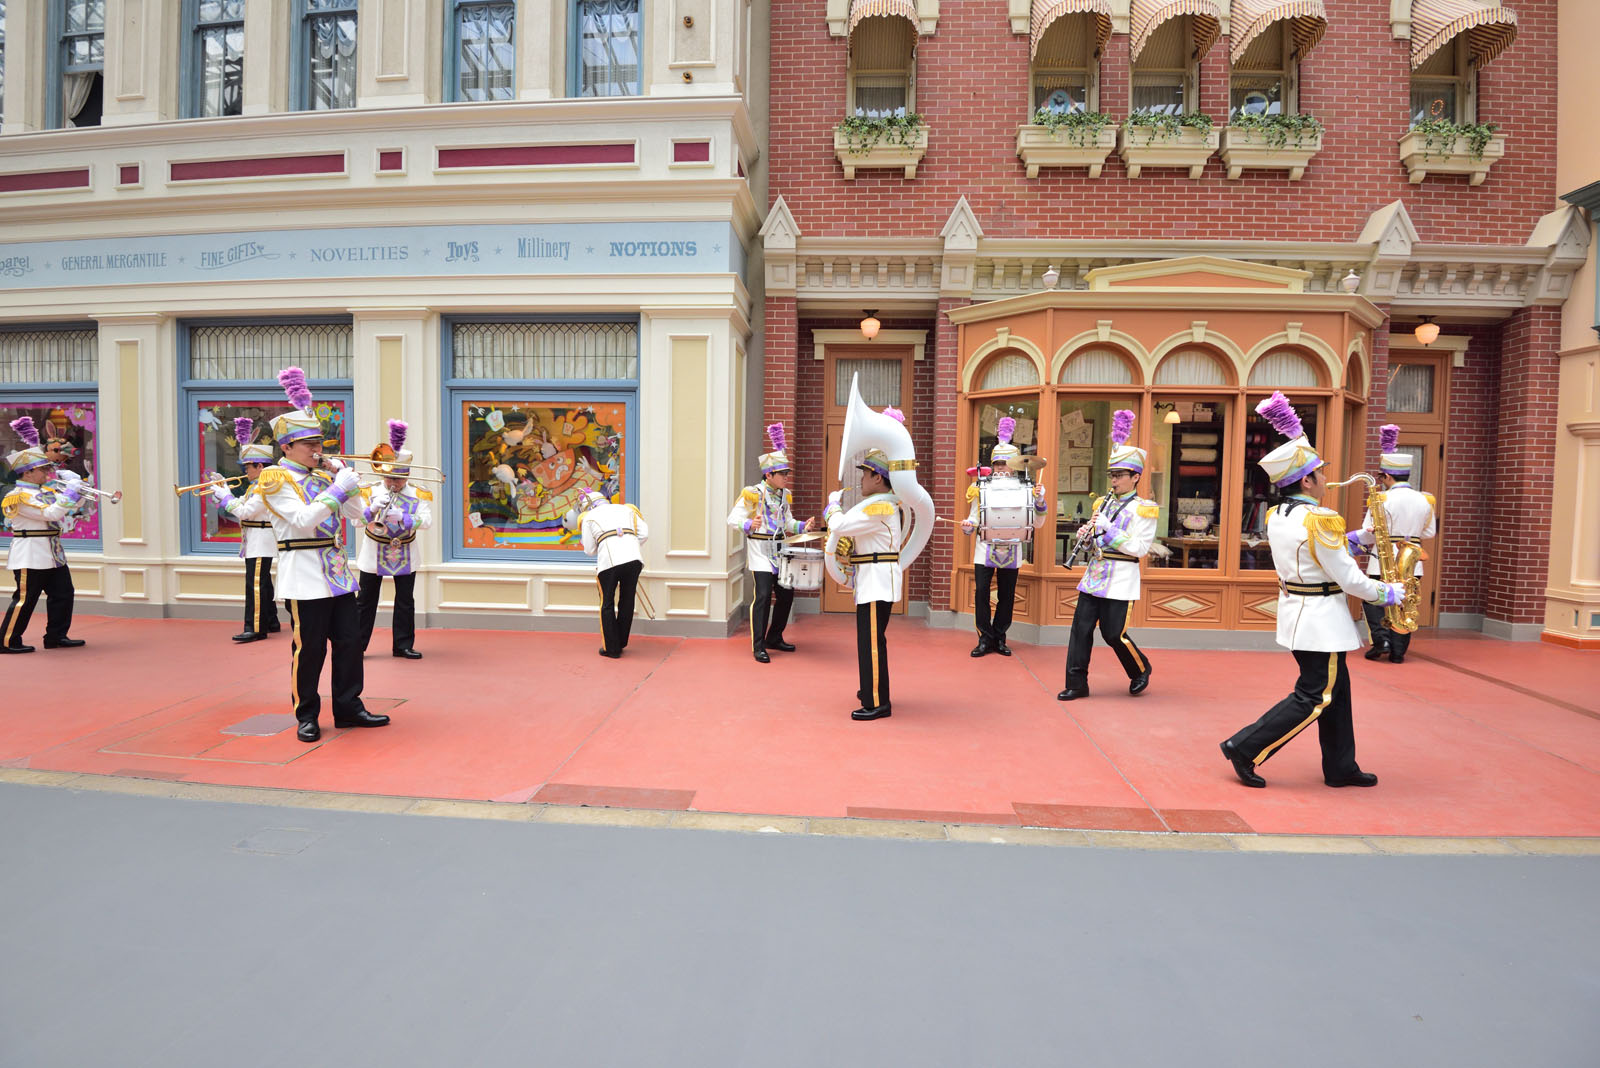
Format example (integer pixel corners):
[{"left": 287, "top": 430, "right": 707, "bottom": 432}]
[
  {"left": 784, "top": 531, "right": 824, "bottom": 544},
  {"left": 1015, "top": 456, "right": 1049, "bottom": 472}
]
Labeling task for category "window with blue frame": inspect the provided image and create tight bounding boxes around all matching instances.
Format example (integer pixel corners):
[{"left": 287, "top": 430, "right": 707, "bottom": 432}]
[
  {"left": 572, "top": 0, "right": 641, "bottom": 97},
  {"left": 450, "top": 0, "right": 515, "bottom": 101},
  {"left": 445, "top": 319, "right": 638, "bottom": 560},
  {"left": 178, "top": 321, "right": 353, "bottom": 556},
  {"left": 52, "top": 0, "right": 105, "bottom": 128},
  {"left": 297, "top": 0, "right": 358, "bottom": 111},
  {"left": 1, "top": 327, "right": 101, "bottom": 550},
  {"left": 184, "top": 0, "right": 244, "bottom": 118}
]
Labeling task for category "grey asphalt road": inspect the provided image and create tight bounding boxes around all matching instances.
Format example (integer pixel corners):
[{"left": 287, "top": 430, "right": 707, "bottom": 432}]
[{"left": 2, "top": 783, "right": 1596, "bottom": 1068}]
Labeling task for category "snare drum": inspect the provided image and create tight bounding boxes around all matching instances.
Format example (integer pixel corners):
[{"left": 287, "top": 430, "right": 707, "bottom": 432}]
[
  {"left": 978, "top": 478, "right": 1034, "bottom": 542},
  {"left": 778, "top": 546, "right": 825, "bottom": 591}
]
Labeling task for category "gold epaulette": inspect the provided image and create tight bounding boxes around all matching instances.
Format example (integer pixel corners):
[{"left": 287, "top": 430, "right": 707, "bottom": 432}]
[
  {"left": 863, "top": 501, "right": 895, "bottom": 517},
  {"left": 1093, "top": 495, "right": 1107, "bottom": 511},
  {"left": 1, "top": 491, "right": 24, "bottom": 518},
  {"left": 1265, "top": 505, "right": 1278, "bottom": 523},
  {"left": 358, "top": 484, "right": 373, "bottom": 499},
  {"left": 1304, "top": 507, "right": 1346, "bottom": 545},
  {"left": 627, "top": 504, "right": 644, "bottom": 521},
  {"left": 1136, "top": 504, "right": 1159, "bottom": 518},
  {"left": 740, "top": 487, "right": 759, "bottom": 508},
  {"left": 965, "top": 484, "right": 979, "bottom": 503},
  {"left": 418, "top": 489, "right": 434, "bottom": 501},
  {"left": 256, "top": 467, "right": 290, "bottom": 496},
  {"left": 1423, "top": 492, "right": 1436, "bottom": 511}
]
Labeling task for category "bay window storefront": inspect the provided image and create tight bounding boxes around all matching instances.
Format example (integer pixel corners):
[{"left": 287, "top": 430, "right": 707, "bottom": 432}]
[{"left": 948, "top": 258, "right": 1383, "bottom": 635}]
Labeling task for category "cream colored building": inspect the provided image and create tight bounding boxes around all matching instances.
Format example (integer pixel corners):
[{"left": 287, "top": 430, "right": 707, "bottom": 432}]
[
  {"left": 0, "top": 0, "right": 768, "bottom": 636},
  {"left": 1550, "top": 0, "right": 1600, "bottom": 648}
]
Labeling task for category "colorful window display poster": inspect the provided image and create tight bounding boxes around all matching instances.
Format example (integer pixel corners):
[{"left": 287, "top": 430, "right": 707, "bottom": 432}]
[
  {"left": 0, "top": 401, "right": 100, "bottom": 543},
  {"left": 460, "top": 400, "right": 627, "bottom": 551},
  {"left": 194, "top": 399, "right": 347, "bottom": 544}
]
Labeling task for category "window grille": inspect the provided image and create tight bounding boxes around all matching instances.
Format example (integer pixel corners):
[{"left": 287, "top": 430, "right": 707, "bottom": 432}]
[
  {"left": 188, "top": 323, "right": 353, "bottom": 380},
  {"left": 191, "top": 0, "right": 244, "bottom": 118},
  {"left": 303, "top": 0, "right": 357, "bottom": 110},
  {"left": 0, "top": 329, "right": 99, "bottom": 384},
  {"left": 451, "top": 321, "right": 638, "bottom": 380},
  {"left": 576, "top": 0, "right": 641, "bottom": 97},
  {"left": 455, "top": 1, "right": 515, "bottom": 101}
]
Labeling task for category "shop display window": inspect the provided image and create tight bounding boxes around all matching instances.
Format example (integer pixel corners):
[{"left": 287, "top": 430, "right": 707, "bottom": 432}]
[
  {"left": 1147, "top": 399, "right": 1229, "bottom": 570},
  {"left": 1054, "top": 395, "right": 1137, "bottom": 567},
  {"left": 192, "top": 399, "right": 346, "bottom": 545},
  {"left": 1239, "top": 399, "right": 1319, "bottom": 569},
  {"left": 0, "top": 400, "right": 100, "bottom": 545}
]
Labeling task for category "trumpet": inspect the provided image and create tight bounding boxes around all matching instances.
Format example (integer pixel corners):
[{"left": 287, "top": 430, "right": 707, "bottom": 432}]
[
  {"left": 173, "top": 474, "right": 247, "bottom": 497},
  {"left": 78, "top": 485, "right": 123, "bottom": 505}
]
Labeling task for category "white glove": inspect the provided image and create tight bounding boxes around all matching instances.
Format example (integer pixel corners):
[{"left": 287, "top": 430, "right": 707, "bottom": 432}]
[
  {"left": 1381, "top": 582, "right": 1407, "bottom": 607},
  {"left": 332, "top": 467, "right": 360, "bottom": 496},
  {"left": 384, "top": 506, "right": 406, "bottom": 527},
  {"left": 827, "top": 489, "right": 843, "bottom": 508},
  {"left": 1093, "top": 511, "right": 1113, "bottom": 534}
]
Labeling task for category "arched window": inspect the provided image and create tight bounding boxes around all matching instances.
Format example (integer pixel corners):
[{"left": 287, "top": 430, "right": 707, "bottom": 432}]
[
  {"left": 979, "top": 352, "right": 1041, "bottom": 391},
  {"left": 1345, "top": 354, "right": 1365, "bottom": 395},
  {"left": 1059, "top": 347, "right": 1133, "bottom": 385},
  {"left": 1247, "top": 349, "right": 1319, "bottom": 388},
  {"left": 1154, "top": 347, "right": 1226, "bottom": 386}
]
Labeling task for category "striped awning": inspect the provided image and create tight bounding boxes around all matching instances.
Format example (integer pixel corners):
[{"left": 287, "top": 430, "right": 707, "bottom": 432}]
[
  {"left": 1031, "top": 0, "right": 1113, "bottom": 59},
  {"left": 1229, "top": 0, "right": 1328, "bottom": 65},
  {"left": 849, "top": 0, "right": 919, "bottom": 34},
  {"left": 1130, "top": 0, "right": 1221, "bottom": 63},
  {"left": 1411, "top": 0, "right": 1518, "bottom": 69}
]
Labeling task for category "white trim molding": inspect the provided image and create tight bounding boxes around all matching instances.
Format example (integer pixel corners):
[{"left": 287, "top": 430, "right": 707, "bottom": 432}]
[{"left": 813, "top": 328, "right": 927, "bottom": 362}]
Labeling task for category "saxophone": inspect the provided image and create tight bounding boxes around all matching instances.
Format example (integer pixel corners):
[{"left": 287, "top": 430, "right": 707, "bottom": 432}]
[{"left": 1330, "top": 473, "right": 1421, "bottom": 634}]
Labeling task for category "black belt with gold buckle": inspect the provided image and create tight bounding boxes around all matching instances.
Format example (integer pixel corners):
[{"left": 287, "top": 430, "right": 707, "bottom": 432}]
[
  {"left": 1282, "top": 581, "right": 1341, "bottom": 597},
  {"left": 278, "top": 537, "right": 336, "bottom": 551},
  {"left": 848, "top": 552, "right": 899, "bottom": 565}
]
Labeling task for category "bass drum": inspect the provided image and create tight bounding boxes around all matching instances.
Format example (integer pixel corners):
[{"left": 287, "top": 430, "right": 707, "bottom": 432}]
[{"left": 979, "top": 478, "right": 1034, "bottom": 542}]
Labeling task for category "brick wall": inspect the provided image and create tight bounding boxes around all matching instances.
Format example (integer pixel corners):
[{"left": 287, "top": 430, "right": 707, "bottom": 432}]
[
  {"left": 769, "top": 0, "right": 1557, "bottom": 244},
  {"left": 1436, "top": 322, "right": 1502, "bottom": 617}
]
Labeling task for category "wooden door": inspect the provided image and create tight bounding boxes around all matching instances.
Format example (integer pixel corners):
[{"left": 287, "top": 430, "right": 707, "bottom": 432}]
[
  {"left": 821, "top": 422, "right": 908, "bottom": 614},
  {"left": 1384, "top": 352, "right": 1449, "bottom": 628}
]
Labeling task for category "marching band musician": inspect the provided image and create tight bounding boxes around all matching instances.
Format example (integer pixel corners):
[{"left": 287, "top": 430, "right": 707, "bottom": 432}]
[
  {"left": 354, "top": 420, "right": 433, "bottom": 660},
  {"left": 568, "top": 488, "right": 650, "bottom": 658},
  {"left": 1221, "top": 392, "right": 1406, "bottom": 790},
  {"left": 2, "top": 417, "right": 89, "bottom": 653},
  {"left": 213, "top": 368, "right": 390, "bottom": 743},
  {"left": 727, "top": 423, "right": 817, "bottom": 663},
  {"left": 1349, "top": 424, "right": 1436, "bottom": 664},
  {"left": 823, "top": 438, "right": 903, "bottom": 722},
  {"left": 1059, "top": 410, "right": 1156, "bottom": 701},
  {"left": 962, "top": 416, "right": 1048, "bottom": 657},
  {"left": 216, "top": 418, "right": 281, "bottom": 643}
]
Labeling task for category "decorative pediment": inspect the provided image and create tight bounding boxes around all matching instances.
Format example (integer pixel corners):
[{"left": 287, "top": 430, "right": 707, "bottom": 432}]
[
  {"left": 939, "top": 196, "right": 984, "bottom": 251},
  {"left": 758, "top": 195, "right": 801, "bottom": 251},
  {"left": 1084, "top": 256, "right": 1310, "bottom": 293},
  {"left": 1358, "top": 200, "right": 1419, "bottom": 258}
]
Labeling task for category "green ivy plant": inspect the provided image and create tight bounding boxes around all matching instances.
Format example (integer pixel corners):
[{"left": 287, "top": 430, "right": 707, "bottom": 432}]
[
  {"left": 1409, "top": 118, "right": 1499, "bottom": 160},
  {"left": 1228, "top": 112, "right": 1324, "bottom": 150},
  {"left": 1124, "top": 109, "right": 1214, "bottom": 145},
  {"left": 836, "top": 113, "right": 926, "bottom": 155},
  {"left": 1032, "top": 108, "right": 1115, "bottom": 147}
]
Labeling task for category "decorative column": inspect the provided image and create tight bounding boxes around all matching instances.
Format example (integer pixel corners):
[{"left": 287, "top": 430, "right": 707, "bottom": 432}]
[
  {"left": 103, "top": 0, "right": 184, "bottom": 126},
  {"left": 357, "top": 0, "right": 441, "bottom": 108},
  {"left": 1, "top": 0, "right": 49, "bottom": 133},
  {"left": 241, "top": 0, "right": 291, "bottom": 116}
]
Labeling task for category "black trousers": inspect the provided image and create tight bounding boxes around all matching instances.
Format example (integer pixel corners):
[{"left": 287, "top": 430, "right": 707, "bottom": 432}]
[
  {"left": 242, "top": 557, "right": 279, "bottom": 634},
  {"left": 1362, "top": 602, "right": 1412, "bottom": 659},
  {"left": 1227, "top": 649, "right": 1360, "bottom": 780},
  {"left": 855, "top": 600, "right": 893, "bottom": 710},
  {"left": 973, "top": 564, "right": 1018, "bottom": 643},
  {"left": 286, "top": 594, "right": 366, "bottom": 727},
  {"left": 2, "top": 567, "right": 74, "bottom": 647},
  {"left": 356, "top": 570, "right": 416, "bottom": 653},
  {"left": 1064, "top": 592, "right": 1147, "bottom": 689},
  {"left": 598, "top": 559, "right": 643, "bottom": 654},
  {"left": 749, "top": 570, "right": 794, "bottom": 652}
]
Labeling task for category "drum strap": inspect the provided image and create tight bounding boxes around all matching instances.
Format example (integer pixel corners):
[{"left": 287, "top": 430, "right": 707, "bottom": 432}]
[{"left": 848, "top": 552, "right": 899, "bottom": 565}]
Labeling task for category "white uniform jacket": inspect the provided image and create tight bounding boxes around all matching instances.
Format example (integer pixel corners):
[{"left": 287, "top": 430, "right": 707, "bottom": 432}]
[
  {"left": 353, "top": 484, "right": 434, "bottom": 577},
  {"left": 581, "top": 501, "right": 649, "bottom": 572},
  {"left": 962, "top": 475, "right": 1048, "bottom": 569},
  {"left": 1269, "top": 498, "right": 1389, "bottom": 652},
  {"left": 221, "top": 480, "right": 279, "bottom": 561},
  {"left": 227, "top": 460, "right": 365, "bottom": 601},
  {"left": 825, "top": 492, "right": 903, "bottom": 605},
  {"left": 727, "top": 483, "right": 804, "bottom": 574},
  {"left": 1355, "top": 482, "right": 1437, "bottom": 577},
  {"left": 1075, "top": 492, "right": 1158, "bottom": 601},
  {"left": 2, "top": 482, "right": 74, "bottom": 570}
]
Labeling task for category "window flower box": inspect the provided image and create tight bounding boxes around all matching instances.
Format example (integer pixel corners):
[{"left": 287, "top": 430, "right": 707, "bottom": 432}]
[
  {"left": 1016, "top": 121, "right": 1117, "bottom": 179},
  {"left": 834, "top": 117, "right": 929, "bottom": 180},
  {"left": 1117, "top": 119, "right": 1219, "bottom": 180},
  {"left": 1218, "top": 124, "right": 1323, "bottom": 181},
  {"left": 1398, "top": 125, "right": 1506, "bottom": 186}
]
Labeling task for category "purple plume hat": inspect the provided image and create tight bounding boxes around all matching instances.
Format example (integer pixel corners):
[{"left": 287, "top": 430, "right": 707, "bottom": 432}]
[
  {"left": 388, "top": 419, "right": 409, "bottom": 452},
  {"left": 760, "top": 422, "right": 791, "bottom": 475},
  {"left": 1256, "top": 391, "right": 1324, "bottom": 487},
  {"left": 271, "top": 366, "right": 323, "bottom": 446},
  {"left": 1256, "top": 391, "right": 1305, "bottom": 441},
  {"left": 6, "top": 416, "right": 52, "bottom": 474},
  {"left": 234, "top": 417, "right": 254, "bottom": 448},
  {"left": 1111, "top": 409, "right": 1135, "bottom": 445}
]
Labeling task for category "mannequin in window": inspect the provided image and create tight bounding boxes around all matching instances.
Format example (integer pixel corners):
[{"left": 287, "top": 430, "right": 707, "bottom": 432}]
[
  {"left": 1347, "top": 425, "right": 1436, "bottom": 664},
  {"left": 962, "top": 417, "right": 1047, "bottom": 658}
]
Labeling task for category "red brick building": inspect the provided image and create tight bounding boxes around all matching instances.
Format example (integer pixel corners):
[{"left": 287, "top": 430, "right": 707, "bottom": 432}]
[{"left": 758, "top": 0, "right": 1587, "bottom": 643}]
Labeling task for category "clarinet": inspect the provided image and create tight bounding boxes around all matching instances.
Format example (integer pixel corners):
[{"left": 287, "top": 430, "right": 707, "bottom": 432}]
[{"left": 1063, "top": 494, "right": 1104, "bottom": 568}]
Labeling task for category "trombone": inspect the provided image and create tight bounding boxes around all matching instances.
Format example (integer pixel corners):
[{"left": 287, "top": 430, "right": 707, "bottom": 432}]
[
  {"left": 320, "top": 453, "right": 449, "bottom": 481},
  {"left": 173, "top": 474, "right": 247, "bottom": 498}
]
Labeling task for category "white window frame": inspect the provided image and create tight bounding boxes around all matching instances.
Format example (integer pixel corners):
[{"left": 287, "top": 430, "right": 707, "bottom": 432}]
[
  {"left": 1229, "top": 22, "right": 1301, "bottom": 121},
  {"left": 1031, "top": 14, "right": 1101, "bottom": 118},
  {"left": 847, "top": 18, "right": 917, "bottom": 118},
  {"left": 1131, "top": 15, "right": 1197, "bottom": 117},
  {"left": 1410, "top": 35, "right": 1476, "bottom": 126}
]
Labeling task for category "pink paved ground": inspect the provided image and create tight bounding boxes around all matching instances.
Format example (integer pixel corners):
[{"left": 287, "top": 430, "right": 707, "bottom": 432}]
[{"left": 4, "top": 614, "right": 1596, "bottom": 836}]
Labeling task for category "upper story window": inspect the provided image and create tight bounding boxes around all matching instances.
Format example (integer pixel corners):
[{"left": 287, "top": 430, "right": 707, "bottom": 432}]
[
  {"left": 56, "top": 0, "right": 105, "bottom": 128},
  {"left": 451, "top": 0, "right": 515, "bottom": 101},
  {"left": 1407, "top": 1, "right": 1519, "bottom": 127},
  {"left": 848, "top": 14, "right": 917, "bottom": 117},
  {"left": 1228, "top": 5, "right": 1326, "bottom": 121},
  {"left": 186, "top": 0, "right": 244, "bottom": 118},
  {"left": 574, "top": 0, "right": 642, "bottom": 96},
  {"left": 1031, "top": 7, "right": 1108, "bottom": 116},
  {"left": 1410, "top": 36, "right": 1471, "bottom": 124},
  {"left": 299, "top": 0, "right": 358, "bottom": 110},
  {"left": 1131, "top": 15, "right": 1207, "bottom": 117}
]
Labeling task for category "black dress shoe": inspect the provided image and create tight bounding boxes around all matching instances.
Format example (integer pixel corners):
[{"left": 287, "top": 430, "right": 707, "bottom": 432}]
[
  {"left": 994, "top": 641, "right": 1012, "bottom": 656},
  {"left": 297, "top": 721, "right": 321, "bottom": 743},
  {"left": 598, "top": 647, "right": 621, "bottom": 659},
  {"left": 1129, "top": 667, "right": 1151, "bottom": 696},
  {"left": 1388, "top": 654, "right": 1405, "bottom": 665},
  {"left": 1364, "top": 644, "right": 1388, "bottom": 661},
  {"left": 1221, "top": 740, "right": 1266, "bottom": 788},
  {"left": 1, "top": 644, "right": 36, "bottom": 654},
  {"left": 43, "top": 637, "right": 85, "bottom": 649},
  {"left": 333, "top": 709, "right": 391, "bottom": 729},
  {"left": 393, "top": 648, "right": 423, "bottom": 659},
  {"left": 266, "top": 623, "right": 282, "bottom": 633},
  {"left": 851, "top": 705, "right": 892, "bottom": 721},
  {"left": 232, "top": 631, "right": 268, "bottom": 643},
  {"left": 768, "top": 640, "right": 797, "bottom": 652},
  {"left": 1325, "top": 771, "right": 1378, "bottom": 787},
  {"left": 970, "top": 640, "right": 991, "bottom": 657},
  {"left": 753, "top": 649, "right": 771, "bottom": 663},
  {"left": 1056, "top": 688, "right": 1089, "bottom": 701}
]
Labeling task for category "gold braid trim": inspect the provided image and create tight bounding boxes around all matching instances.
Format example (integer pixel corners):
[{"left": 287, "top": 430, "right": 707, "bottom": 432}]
[
  {"left": 1303, "top": 508, "right": 1346, "bottom": 572},
  {"left": 863, "top": 501, "right": 896, "bottom": 517},
  {"left": 2, "top": 491, "right": 24, "bottom": 519},
  {"left": 965, "top": 484, "right": 979, "bottom": 503}
]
